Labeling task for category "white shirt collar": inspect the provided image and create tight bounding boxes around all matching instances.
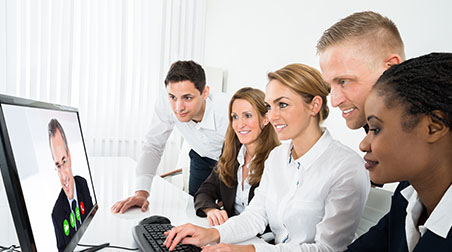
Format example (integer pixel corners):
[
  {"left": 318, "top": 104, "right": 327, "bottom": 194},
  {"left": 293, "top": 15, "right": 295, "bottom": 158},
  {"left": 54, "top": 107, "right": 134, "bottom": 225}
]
[
  {"left": 67, "top": 178, "right": 78, "bottom": 208},
  {"left": 194, "top": 94, "right": 216, "bottom": 131},
  {"left": 288, "top": 128, "right": 332, "bottom": 169},
  {"left": 401, "top": 184, "right": 452, "bottom": 240},
  {"left": 237, "top": 144, "right": 246, "bottom": 167}
]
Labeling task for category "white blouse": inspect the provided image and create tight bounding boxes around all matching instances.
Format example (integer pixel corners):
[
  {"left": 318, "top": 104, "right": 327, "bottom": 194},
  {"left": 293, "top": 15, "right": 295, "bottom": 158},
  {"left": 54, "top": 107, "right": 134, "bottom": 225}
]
[
  {"left": 234, "top": 145, "right": 252, "bottom": 215},
  {"left": 402, "top": 184, "right": 452, "bottom": 252},
  {"left": 215, "top": 129, "right": 370, "bottom": 252}
]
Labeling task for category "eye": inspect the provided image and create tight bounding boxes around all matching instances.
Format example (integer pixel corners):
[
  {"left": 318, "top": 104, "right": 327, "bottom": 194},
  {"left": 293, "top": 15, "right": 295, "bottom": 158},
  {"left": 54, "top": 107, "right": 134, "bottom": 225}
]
[
  {"left": 369, "top": 128, "right": 380, "bottom": 135},
  {"left": 279, "top": 102, "right": 288, "bottom": 108},
  {"left": 168, "top": 95, "right": 176, "bottom": 100},
  {"left": 245, "top": 113, "right": 252, "bottom": 119},
  {"left": 339, "top": 79, "right": 349, "bottom": 87},
  {"left": 231, "top": 114, "right": 239, "bottom": 120},
  {"left": 185, "top": 96, "right": 193, "bottom": 101},
  {"left": 265, "top": 104, "right": 271, "bottom": 111}
]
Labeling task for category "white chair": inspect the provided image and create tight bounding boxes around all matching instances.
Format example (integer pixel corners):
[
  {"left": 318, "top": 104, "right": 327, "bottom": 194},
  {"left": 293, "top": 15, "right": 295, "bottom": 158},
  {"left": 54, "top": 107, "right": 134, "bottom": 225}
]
[{"left": 355, "top": 187, "right": 393, "bottom": 238}]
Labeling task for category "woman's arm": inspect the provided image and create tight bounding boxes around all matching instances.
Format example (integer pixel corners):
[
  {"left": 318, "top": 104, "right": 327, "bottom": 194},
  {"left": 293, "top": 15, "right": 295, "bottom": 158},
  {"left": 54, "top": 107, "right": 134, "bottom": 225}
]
[{"left": 194, "top": 169, "right": 223, "bottom": 217}]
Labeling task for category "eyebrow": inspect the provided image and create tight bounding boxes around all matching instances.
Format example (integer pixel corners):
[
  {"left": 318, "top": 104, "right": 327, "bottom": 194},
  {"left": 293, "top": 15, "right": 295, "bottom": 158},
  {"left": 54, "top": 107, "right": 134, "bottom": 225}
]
[
  {"left": 367, "top": 115, "right": 383, "bottom": 122},
  {"left": 332, "top": 75, "right": 355, "bottom": 82},
  {"left": 167, "top": 92, "right": 194, "bottom": 97},
  {"left": 271, "top": 96, "right": 290, "bottom": 104}
]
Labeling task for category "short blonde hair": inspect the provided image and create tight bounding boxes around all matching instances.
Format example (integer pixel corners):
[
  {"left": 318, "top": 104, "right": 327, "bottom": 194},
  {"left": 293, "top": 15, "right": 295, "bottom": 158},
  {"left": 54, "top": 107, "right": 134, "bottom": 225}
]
[{"left": 317, "top": 11, "right": 405, "bottom": 61}]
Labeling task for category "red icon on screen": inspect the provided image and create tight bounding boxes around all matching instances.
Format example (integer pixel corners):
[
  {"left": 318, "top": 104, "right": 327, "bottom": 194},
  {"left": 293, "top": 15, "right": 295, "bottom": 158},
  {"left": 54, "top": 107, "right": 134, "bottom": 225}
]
[{"left": 80, "top": 201, "right": 85, "bottom": 215}]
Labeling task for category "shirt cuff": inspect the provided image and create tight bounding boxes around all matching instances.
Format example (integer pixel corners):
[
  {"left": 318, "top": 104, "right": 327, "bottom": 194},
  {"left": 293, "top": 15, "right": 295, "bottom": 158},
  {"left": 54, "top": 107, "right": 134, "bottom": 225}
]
[{"left": 134, "top": 174, "right": 154, "bottom": 193}]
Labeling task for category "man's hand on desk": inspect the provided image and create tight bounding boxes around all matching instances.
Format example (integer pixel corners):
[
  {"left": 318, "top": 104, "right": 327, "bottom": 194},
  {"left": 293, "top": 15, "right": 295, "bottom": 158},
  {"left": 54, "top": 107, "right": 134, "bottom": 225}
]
[
  {"left": 111, "top": 190, "right": 149, "bottom": 214},
  {"left": 163, "top": 223, "right": 220, "bottom": 251}
]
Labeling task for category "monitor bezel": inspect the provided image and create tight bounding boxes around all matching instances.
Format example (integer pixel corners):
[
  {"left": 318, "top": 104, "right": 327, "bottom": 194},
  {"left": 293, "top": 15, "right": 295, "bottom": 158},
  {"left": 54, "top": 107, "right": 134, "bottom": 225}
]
[{"left": 0, "top": 94, "right": 99, "bottom": 252}]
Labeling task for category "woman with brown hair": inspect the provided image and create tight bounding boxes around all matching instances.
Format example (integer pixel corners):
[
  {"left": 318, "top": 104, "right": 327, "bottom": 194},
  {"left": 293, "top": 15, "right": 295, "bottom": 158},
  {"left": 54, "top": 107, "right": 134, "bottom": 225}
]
[
  {"left": 164, "top": 63, "right": 369, "bottom": 252},
  {"left": 194, "top": 87, "right": 280, "bottom": 226}
]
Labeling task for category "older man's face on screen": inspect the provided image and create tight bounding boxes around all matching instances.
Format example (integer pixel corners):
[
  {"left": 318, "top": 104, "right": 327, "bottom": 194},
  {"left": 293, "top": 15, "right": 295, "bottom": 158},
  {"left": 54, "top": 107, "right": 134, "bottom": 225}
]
[{"left": 50, "top": 129, "right": 75, "bottom": 200}]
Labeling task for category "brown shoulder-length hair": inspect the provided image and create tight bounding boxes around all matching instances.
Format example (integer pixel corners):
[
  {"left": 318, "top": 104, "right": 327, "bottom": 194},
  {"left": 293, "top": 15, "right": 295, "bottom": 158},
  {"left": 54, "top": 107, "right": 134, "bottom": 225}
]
[{"left": 217, "top": 87, "right": 280, "bottom": 187}]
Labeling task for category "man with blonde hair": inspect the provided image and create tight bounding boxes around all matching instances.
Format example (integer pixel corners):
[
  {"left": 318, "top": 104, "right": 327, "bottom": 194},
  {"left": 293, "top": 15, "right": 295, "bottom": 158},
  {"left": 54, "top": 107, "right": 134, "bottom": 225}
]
[{"left": 318, "top": 11, "right": 405, "bottom": 131}]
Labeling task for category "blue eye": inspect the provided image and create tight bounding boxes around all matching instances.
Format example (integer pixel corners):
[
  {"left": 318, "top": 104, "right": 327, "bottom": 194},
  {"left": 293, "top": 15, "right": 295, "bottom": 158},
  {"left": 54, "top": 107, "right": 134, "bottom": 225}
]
[
  {"left": 279, "top": 102, "right": 288, "bottom": 108},
  {"left": 245, "top": 113, "right": 252, "bottom": 118}
]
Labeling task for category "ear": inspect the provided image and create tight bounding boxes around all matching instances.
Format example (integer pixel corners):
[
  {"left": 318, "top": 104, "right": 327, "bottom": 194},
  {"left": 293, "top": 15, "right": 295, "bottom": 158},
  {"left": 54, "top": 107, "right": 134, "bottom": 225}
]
[
  {"left": 202, "top": 85, "right": 210, "bottom": 100},
  {"left": 262, "top": 114, "right": 270, "bottom": 127},
  {"left": 425, "top": 110, "right": 449, "bottom": 143},
  {"left": 310, "top": 96, "right": 323, "bottom": 116},
  {"left": 383, "top": 54, "right": 402, "bottom": 70}
]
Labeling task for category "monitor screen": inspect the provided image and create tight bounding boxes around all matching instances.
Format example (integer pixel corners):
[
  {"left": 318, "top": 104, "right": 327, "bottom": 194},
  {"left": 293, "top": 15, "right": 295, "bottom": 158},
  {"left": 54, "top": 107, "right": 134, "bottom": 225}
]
[{"left": 0, "top": 95, "right": 98, "bottom": 252}]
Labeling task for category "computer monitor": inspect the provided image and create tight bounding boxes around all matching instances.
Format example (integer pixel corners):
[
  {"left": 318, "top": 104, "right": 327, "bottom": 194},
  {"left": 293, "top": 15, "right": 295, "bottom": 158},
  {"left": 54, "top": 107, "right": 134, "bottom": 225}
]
[{"left": 0, "top": 94, "right": 98, "bottom": 252}]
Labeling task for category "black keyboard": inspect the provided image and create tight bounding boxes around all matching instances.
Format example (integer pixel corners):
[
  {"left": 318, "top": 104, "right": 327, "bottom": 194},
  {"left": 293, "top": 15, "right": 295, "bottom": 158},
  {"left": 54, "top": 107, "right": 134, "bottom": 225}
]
[{"left": 132, "top": 223, "right": 201, "bottom": 252}]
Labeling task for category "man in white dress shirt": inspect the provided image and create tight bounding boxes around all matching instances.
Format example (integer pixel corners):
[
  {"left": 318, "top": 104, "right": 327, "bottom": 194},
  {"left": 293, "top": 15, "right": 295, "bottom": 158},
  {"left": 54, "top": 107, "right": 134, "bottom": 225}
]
[
  {"left": 317, "top": 11, "right": 405, "bottom": 187},
  {"left": 112, "top": 60, "right": 230, "bottom": 213}
]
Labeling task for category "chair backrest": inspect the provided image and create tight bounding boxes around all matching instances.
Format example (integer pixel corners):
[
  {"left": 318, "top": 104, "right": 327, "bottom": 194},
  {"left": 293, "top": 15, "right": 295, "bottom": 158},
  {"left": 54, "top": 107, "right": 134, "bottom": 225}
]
[{"left": 355, "top": 187, "right": 393, "bottom": 238}]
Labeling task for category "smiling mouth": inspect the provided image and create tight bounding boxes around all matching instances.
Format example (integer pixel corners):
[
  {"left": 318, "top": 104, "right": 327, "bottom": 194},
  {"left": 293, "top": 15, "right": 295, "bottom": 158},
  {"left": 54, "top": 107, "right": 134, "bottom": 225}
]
[
  {"left": 364, "top": 158, "right": 379, "bottom": 170},
  {"left": 275, "top": 124, "right": 287, "bottom": 129},
  {"left": 343, "top": 108, "right": 354, "bottom": 113},
  {"left": 239, "top": 130, "right": 250, "bottom": 135}
]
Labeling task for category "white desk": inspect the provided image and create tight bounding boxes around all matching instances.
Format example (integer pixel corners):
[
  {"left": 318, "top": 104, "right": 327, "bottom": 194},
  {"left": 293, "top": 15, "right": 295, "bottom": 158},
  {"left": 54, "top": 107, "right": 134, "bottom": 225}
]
[{"left": 77, "top": 156, "right": 209, "bottom": 251}]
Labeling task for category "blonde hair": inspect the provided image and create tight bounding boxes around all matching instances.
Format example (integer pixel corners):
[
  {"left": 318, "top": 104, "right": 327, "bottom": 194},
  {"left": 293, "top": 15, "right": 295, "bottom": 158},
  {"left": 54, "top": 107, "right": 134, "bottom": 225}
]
[
  {"left": 216, "top": 87, "right": 280, "bottom": 187},
  {"left": 317, "top": 11, "right": 405, "bottom": 61},
  {"left": 268, "top": 63, "right": 330, "bottom": 123}
]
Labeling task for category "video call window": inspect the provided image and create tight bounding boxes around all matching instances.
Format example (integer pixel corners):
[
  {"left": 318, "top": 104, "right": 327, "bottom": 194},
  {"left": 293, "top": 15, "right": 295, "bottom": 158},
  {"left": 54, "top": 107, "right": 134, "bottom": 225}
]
[{"left": 2, "top": 104, "right": 96, "bottom": 251}]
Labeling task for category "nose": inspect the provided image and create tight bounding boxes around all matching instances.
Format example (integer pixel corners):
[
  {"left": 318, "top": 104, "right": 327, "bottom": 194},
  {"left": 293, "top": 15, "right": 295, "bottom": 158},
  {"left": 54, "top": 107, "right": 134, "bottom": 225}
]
[
  {"left": 330, "top": 85, "right": 345, "bottom": 108},
  {"left": 175, "top": 100, "right": 184, "bottom": 112},
  {"left": 267, "top": 107, "right": 279, "bottom": 122},
  {"left": 237, "top": 118, "right": 246, "bottom": 129},
  {"left": 359, "top": 134, "right": 371, "bottom": 153}
]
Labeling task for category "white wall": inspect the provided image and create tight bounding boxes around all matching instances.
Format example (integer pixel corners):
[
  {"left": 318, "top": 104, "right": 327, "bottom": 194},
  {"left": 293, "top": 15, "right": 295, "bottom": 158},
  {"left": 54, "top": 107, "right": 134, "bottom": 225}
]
[{"left": 203, "top": 0, "right": 452, "bottom": 154}]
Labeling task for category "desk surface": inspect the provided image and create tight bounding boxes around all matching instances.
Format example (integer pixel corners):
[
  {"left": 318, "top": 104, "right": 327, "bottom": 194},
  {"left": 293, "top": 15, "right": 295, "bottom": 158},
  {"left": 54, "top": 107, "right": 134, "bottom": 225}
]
[
  {"left": 78, "top": 157, "right": 208, "bottom": 251},
  {"left": 0, "top": 157, "right": 209, "bottom": 251}
]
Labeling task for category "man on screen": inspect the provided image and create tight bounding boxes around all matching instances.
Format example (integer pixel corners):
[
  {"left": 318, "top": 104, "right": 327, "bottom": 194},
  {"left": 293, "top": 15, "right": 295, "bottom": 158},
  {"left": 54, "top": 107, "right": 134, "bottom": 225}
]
[{"left": 48, "top": 119, "right": 93, "bottom": 251}]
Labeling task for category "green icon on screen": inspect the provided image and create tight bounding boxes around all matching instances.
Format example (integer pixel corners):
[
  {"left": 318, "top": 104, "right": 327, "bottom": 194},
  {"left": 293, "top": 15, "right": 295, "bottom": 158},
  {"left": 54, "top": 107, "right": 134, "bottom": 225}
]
[
  {"left": 75, "top": 206, "right": 81, "bottom": 221},
  {"left": 70, "top": 212, "right": 75, "bottom": 228},
  {"left": 63, "top": 219, "right": 69, "bottom": 236}
]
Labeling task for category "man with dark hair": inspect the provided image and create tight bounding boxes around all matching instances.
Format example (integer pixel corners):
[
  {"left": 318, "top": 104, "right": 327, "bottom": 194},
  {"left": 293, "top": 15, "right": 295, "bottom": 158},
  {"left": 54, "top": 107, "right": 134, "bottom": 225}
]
[
  {"left": 49, "top": 119, "right": 93, "bottom": 251},
  {"left": 317, "top": 11, "right": 405, "bottom": 131},
  {"left": 112, "top": 60, "right": 230, "bottom": 214}
]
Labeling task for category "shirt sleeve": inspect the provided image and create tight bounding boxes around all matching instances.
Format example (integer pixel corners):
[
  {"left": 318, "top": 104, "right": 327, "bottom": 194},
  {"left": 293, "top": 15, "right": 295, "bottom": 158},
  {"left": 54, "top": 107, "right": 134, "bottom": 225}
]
[
  {"left": 135, "top": 91, "right": 175, "bottom": 193},
  {"left": 213, "top": 158, "right": 271, "bottom": 244}
]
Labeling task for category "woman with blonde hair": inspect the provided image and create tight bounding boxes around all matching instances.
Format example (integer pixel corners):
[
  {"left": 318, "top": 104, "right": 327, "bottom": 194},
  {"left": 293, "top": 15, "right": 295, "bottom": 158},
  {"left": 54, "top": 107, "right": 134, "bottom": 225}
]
[
  {"left": 164, "top": 63, "right": 370, "bottom": 252},
  {"left": 194, "top": 87, "right": 280, "bottom": 226}
]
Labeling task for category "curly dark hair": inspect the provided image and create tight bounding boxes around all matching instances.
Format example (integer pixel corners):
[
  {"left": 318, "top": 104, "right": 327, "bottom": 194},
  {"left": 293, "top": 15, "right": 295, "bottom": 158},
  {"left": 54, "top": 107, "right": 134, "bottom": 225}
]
[{"left": 374, "top": 52, "right": 452, "bottom": 130}]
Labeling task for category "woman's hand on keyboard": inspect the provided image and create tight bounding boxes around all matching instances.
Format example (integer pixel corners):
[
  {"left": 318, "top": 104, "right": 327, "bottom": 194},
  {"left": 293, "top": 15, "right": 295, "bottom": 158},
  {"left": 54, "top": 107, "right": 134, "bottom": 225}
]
[
  {"left": 205, "top": 209, "right": 229, "bottom": 226},
  {"left": 163, "top": 223, "right": 220, "bottom": 251}
]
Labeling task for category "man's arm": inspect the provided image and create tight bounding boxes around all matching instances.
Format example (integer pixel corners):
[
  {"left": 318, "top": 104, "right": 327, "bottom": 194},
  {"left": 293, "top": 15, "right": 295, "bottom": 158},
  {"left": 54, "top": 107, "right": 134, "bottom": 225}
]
[{"left": 112, "top": 91, "right": 175, "bottom": 213}]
